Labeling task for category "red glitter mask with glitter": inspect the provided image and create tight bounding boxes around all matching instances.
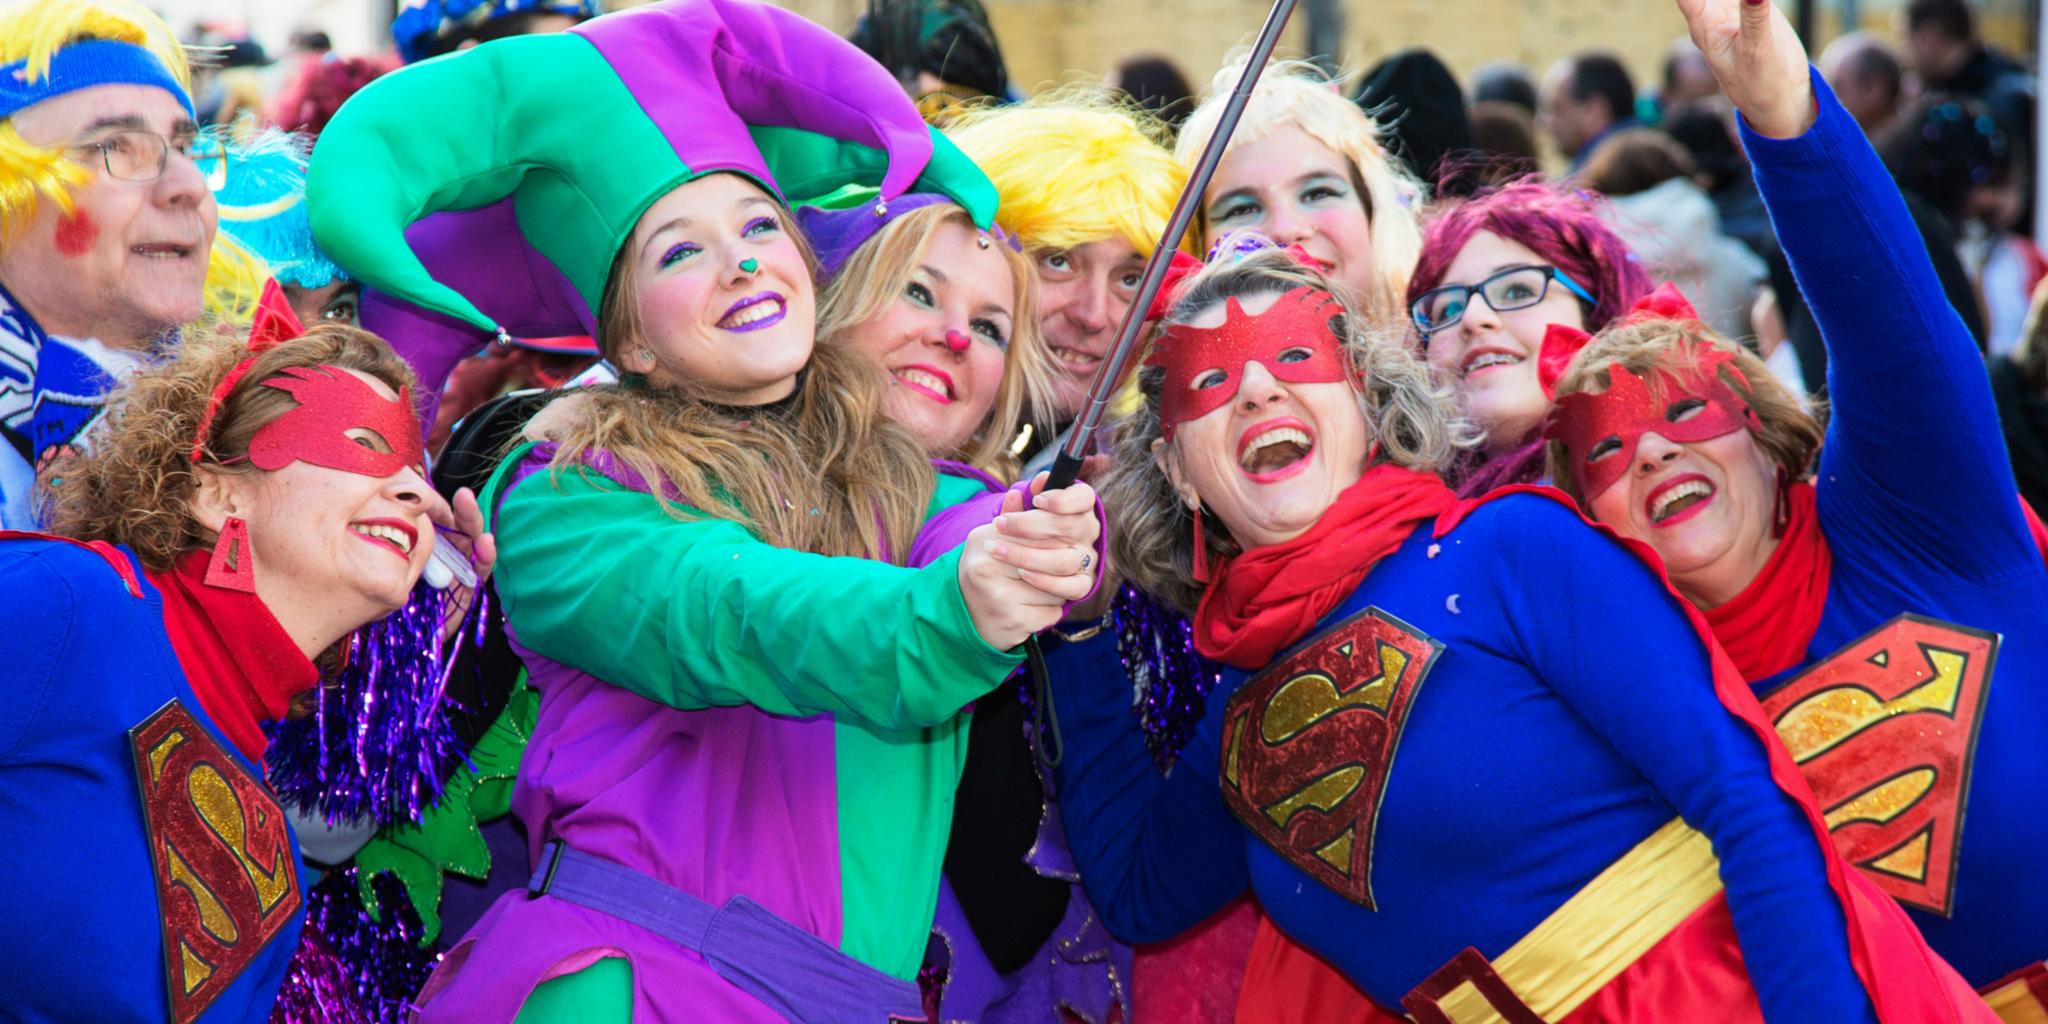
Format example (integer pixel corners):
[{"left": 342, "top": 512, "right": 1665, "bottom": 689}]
[
  {"left": 1145, "top": 286, "right": 1349, "bottom": 439},
  {"left": 1550, "top": 347, "right": 1759, "bottom": 496},
  {"left": 246, "top": 366, "right": 424, "bottom": 478}
]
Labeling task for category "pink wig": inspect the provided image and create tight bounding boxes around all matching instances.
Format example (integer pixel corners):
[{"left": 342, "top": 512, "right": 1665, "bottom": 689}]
[
  {"left": 1407, "top": 180, "right": 1650, "bottom": 332},
  {"left": 269, "top": 55, "right": 396, "bottom": 138}
]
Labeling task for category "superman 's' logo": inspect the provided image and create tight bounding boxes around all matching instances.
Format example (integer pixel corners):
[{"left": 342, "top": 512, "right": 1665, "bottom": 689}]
[
  {"left": 1761, "top": 613, "right": 1997, "bottom": 916},
  {"left": 130, "top": 700, "right": 301, "bottom": 1023},
  {"left": 1218, "top": 607, "right": 1442, "bottom": 908}
]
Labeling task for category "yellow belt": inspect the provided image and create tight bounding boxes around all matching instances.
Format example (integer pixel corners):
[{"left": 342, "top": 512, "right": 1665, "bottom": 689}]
[
  {"left": 1984, "top": 965, "right": 2048, "bottom": 1024},
  {"left": 1411, "top": 818, "right": 1723, "bottom": 1024}
]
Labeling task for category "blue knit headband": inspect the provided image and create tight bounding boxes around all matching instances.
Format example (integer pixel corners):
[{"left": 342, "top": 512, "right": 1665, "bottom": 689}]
[{"left": 0, "top": 40, "right": 194, "bottom": 120}]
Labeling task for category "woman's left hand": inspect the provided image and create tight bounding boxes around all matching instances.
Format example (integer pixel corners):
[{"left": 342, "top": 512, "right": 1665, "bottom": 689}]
[{"left": 428, "top": 486, "right": 497, "bottom": 644}]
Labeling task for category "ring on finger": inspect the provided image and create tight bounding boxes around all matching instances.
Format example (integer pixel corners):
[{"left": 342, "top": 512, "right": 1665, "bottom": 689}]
[{"left": 1079, "top": 550, "right": 1092, "bottom": 571}]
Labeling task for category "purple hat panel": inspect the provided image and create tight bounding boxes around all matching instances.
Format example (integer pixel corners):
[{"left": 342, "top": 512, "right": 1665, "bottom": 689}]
[
  {"left": 575, "top": 0, "right": 935, "bottom": 201},
  {"left": 796, "top": 194, "right": 955, "bottom": 280}
]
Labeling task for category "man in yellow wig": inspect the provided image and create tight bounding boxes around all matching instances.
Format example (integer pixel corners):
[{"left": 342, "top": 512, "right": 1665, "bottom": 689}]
[
  {"left": 0, "top": 0, "right": 254, "bottom": 527},
  {"left": 948, "top": 98, "right": 1187, "bottom": 473}
]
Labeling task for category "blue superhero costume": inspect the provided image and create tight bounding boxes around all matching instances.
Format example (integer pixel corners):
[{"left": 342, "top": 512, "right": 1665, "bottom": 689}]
[
  {"left": 1726, "top": 71, "right": 2048, "bottom": 994},
  {"left": 0, "top": 536, "right": 305, "bottom": 1023},
  {"left": 1047, "top": 491, "right": 1924, "bottom": 1020}
]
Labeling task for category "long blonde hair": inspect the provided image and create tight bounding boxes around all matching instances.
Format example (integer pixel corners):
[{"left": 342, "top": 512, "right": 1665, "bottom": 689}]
[
  {"left": 1176, "top": 58, "right": 1424, "bottom": 321},
  {"left": 816, "top": 202, "right": 1056, "bottom": 481},
  {"left": 550, "top": 198, "right": 934, "bottom": 563}
]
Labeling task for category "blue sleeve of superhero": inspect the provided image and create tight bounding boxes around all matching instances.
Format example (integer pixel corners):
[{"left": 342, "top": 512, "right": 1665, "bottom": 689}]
[
  {"left": 1048, "top": 626, "right": 1251, "bottom": 944},
  {"left": 1493, "top": 499, "right": 1879, "bottom": 1023},
  {"left": 1742, "top": 68, "right": 2033, "bottom": 577},
  {"left": 0, "top": 546, "right": 76, "bottom": 765}
]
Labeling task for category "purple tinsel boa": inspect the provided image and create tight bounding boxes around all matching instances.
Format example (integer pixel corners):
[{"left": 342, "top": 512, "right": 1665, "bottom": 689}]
[
  {"left": 268, "top": 869, "right": 443, "bottom": 1024},
  {"left": 266, "top": 579, "right": 489, "bottom": 828},
  {"left": 1112, "top": 583, "right": 1224, "bottom": 773}
]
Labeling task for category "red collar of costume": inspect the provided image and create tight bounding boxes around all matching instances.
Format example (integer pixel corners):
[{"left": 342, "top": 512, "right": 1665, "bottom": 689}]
[
  {"left": 1192, "top": 464, "right": 1456, "bottom": 669},
  {"left": 1700, "top": 481, "right": 1832, "bottom": 679},
  {"left": 148, "top": 549, "right": 319, "bottom": 764},
  {"left": 1432, "top": 482, "right": 1996, "bottom": 1023}
]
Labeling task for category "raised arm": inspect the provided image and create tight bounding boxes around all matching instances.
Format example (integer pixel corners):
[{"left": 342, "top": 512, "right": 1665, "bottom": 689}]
[
  {"left": 1048, "top": 625, "right": 1252, "bottom": 943},
  {"left": 1496, "top": 497, "right": 1878, "bottom": 1022},
  {"left": 1682, "top": 0, "right": 2033, "bottom": 572}
]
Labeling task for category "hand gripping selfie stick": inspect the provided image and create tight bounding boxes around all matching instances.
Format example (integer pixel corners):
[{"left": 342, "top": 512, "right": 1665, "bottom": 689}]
[
  {"left": 1030, "top": 0, "right": 1301, "bottom": 771},
  {"left": 1041, "top": 0, "right": 1303, "bottom": 490}
]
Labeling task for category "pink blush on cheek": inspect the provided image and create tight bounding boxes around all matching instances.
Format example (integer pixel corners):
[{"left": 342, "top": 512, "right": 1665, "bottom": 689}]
[{"left": 54, "top": 210, "right": 98, "bottom": 258}]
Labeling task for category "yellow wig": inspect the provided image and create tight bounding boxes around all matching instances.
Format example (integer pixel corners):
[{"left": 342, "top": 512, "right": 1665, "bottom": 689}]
[
  {"left": 946, "top": 92, "right": 1190, "bottom": 258},
  {"left": 0, "top": 0, "right": 261, "bottom": 324},
  {"left": 0, "top": 0, "right": 191, "bottom": 238},
  {"left": 1177, "top": 58, "right": 1424, "bottom": 319}
]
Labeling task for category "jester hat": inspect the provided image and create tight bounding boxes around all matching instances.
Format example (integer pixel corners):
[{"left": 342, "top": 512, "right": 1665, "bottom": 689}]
[{"left": 306, "top": 0, "right": 997, "bottom": 342}]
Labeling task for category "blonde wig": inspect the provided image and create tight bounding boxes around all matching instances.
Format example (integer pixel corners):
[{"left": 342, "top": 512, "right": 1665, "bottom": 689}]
[
  {"left": 1176, "top": 58, "right": 1425, "bottom": 322},
  {"left": 1103, "top": 246, "right": 1477, "bottom": 613},
  {"left": 1543, "top": 317, "right": 1825, "bottom": 505},
  {"left": 815, "top": 202, "right": 1057, "bottom": 482},
  {"left": 556, "top": 198, "right": 936, "bottom": 564},
  {"left": 945, "top": 92, "right": 1189, "bottom": 258},
  {"left": 0, "top": 0, "right": 191, "bottom": 241}
]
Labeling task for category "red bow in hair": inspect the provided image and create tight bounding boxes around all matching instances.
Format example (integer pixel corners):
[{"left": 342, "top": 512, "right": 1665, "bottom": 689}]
[
  {"left": 1146, "top": 242, "right": 1333, "bottom": 323},
  {"left": 190, "top": 279, "right": 308, "bottom": 462},
  {"left": 1535, "top": 282, "right": 1700, "bottom": 401}
]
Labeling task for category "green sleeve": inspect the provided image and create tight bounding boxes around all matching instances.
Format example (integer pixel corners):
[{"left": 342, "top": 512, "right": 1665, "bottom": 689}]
[{"left": 488, "top": 451, "right": 1022, "bottom": 729}]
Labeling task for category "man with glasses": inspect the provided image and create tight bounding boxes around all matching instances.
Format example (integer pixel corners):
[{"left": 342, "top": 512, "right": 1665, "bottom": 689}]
[{"left": 0, "top": 0, "right": 224, "bottom": 528}]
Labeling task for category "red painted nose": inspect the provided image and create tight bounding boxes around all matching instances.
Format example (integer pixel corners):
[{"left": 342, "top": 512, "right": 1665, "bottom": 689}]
[{"left": 945, "top": 329, "right": 971, "bottom": 353}]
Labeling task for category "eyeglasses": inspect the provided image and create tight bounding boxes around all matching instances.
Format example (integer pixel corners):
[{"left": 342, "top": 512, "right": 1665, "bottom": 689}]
[
  {"left": 1411, "top": 264, "right": 1597, "bottom": 341},
  {"left": 70, "top": 130, "right": 228, "bottom": 191}
]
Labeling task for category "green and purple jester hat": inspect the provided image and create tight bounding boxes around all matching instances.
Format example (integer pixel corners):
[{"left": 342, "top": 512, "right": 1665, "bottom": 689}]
[{"left": 304, "top": 0, "right": 997, "bottom": 418}]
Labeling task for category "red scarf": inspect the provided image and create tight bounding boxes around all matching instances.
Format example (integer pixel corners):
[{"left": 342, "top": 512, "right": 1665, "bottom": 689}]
[
  {"left": 1193, "top": 465, "right": 1457, "bottom": 669},
  {"left": 1700, "top": 481, "right": 1832, "bottom": 680},
  {"left": 148, "top": 550, "right": 319, "bottom": 764}
]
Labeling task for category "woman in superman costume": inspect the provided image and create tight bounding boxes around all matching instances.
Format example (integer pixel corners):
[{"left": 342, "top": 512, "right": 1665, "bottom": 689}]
[
  {"left": 1040, "top": 223, "right": 1994, "bottom": 1022},
  {"left": 1534, "top": 0, "right": 2048, "bottom": 1016}
]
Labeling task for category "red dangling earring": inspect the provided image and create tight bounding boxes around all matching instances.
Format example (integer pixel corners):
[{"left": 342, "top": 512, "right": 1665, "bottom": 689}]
[
  {"left": 1772, "top": 466, "right": 1792, "bottom": 539},
  {"left": 205, "top": 515, "right": 258, "bottom": 592},
  {"left": 1191, "top": 505, "right": 1212, "bottom": 583}
]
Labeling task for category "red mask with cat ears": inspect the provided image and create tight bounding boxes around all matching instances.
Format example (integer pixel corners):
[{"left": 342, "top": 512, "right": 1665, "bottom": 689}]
[
  {"left": 1549, "top": 347, "right": 1761, "bottom": 497},
  {"left": 246, "top": 365, "right": 425, "bottom": 478},
  {"left": 1145, "top": 286, "right": 1350, "bottom": 440}
]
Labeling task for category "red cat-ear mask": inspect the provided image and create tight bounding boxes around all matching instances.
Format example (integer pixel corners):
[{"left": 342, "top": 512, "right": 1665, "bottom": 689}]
[{"left": 1145, "top": 285, "right": 1350, "bottom": 440}]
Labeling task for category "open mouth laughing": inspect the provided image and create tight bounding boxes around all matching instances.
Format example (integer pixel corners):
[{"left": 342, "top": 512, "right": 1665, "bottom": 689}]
[
  {"left": 1645, "top": 473, "right": 1715, "bottom": 526},
  {"left": 1237, "top": 416, "right": 1316, "bottom": 481}
]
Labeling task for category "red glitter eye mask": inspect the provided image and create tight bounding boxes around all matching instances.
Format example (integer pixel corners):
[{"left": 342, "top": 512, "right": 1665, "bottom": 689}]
[
  {"left": 246, "top": 365, "right": 424, "bottom": 478},
  {"left": 1549, "top": 348, "right": 1759, "bottom": 497},
  {"left": 1145, "top": 285, "right": 1349, "bottom": 439}
]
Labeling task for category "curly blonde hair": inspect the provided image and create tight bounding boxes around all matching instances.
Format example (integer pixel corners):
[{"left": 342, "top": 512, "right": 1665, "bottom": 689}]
[
  {"left": 46, "top": 324, "right": 419, "bottom": 570},
  {"left": 558, "top": 200, "right": 935, "bottom": 563},
  {"left": 815, "top": 202, "right": 1056, "bottom": 482},
  {"left": 1543, "top": 317, "right": 1824, "bottom": 504},
  {"left": 1104, "top": 248, "right": 1478, "bottom": 613}
]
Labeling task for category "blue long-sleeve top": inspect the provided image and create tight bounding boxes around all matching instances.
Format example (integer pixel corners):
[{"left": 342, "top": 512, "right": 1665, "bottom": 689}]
[
  {"left": 1740, "top": 71, "right": 2048, "bottom": 987},
  {"left": 1051, "top": 493, "right": 1879, "bottom": 1020}
]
